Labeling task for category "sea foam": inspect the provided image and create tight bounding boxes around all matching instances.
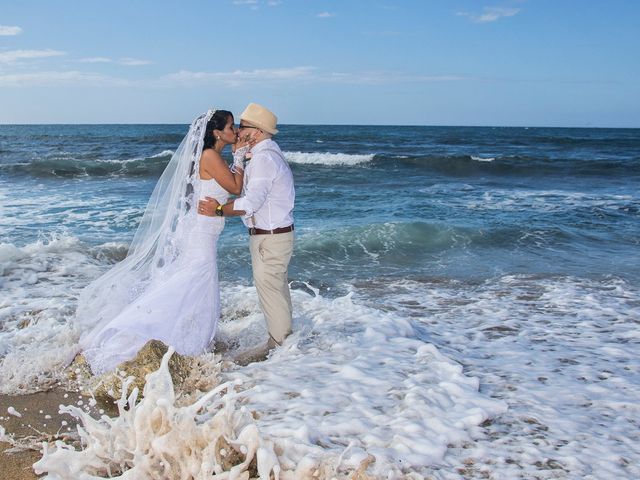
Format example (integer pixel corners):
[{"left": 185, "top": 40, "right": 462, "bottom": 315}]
[
  {"left": 373, "top": 275, "right": 640, "bottom": 479},
  {"left": 0, "top": 235, "right": 112, "bottom": 393},
  {"left": 34, "top": 348, "right": 283, "bottom": 479},
  {"left": 3, "top": 273, "right": 506, "bottom": 477},
  {"left": 471, "top": 155, "right": 495, "bottom": 162},
  {"left": 284, "top": 151, "right": 375, "bottom": 166}
]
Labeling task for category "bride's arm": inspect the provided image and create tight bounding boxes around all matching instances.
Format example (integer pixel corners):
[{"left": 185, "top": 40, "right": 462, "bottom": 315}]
[{"left": 199, "top": 149, "right": 243, "bottom": 195}]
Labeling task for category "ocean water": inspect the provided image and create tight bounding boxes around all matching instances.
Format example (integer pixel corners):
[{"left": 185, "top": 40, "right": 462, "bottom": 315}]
[{"left": 1, "top": 124, "right": 639, "bottom": 478}]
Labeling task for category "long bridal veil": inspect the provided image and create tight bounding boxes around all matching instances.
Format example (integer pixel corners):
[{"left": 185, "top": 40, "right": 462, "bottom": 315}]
[{"left": 75, "top": 110, "right": 216, "bottom": 340}]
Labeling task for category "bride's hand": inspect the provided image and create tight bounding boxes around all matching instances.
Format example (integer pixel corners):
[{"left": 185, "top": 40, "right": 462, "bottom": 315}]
[
  {"left": 232, "top": 143, "right": 252, "bottom": 172},
  {"left": 231, "top": 131, "right": 255, "bottom": 173},
  {"left": 232, "top": 132, "right": 253, "bottom": 153}
]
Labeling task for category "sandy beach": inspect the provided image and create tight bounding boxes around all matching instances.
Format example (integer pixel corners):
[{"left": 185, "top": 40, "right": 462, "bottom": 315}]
[
  {"left": 0, "top": 442, "right": 40, "bottom": 480},
  {"left": 0, "top": 389, "right": 110, "bottom": 480}
]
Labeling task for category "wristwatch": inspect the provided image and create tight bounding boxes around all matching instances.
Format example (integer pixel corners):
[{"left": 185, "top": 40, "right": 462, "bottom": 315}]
[{"left": 215, "top": 204, "right": 224, "bottom": 217}]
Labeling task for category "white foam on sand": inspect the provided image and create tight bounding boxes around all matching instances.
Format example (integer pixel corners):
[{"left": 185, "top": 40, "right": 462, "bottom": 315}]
[
  {"left": 283, "top": 151, "right": 375, "bottom": 166},
  {"left": 3, "top": 232, "right": 639, "bottom": 478},
  {"left": 371, "top": 275, "right": 640, "bottom": 479},
  {"left": 0, "top": 235, "right": 110, "bottom": 393},
  {"left": 7, "top": 406, "right": 22, "bottom": 418},
  {"left": 0, "top": 234, "right": 506, "bottom": 476},
  {"left": 217, "top": 286, "right": 506, "bottom": 477},
  {"left": 34, "top": 348, "right": 283, "bottom": 479},
  {"left": 18, "top": 282, "right": 505, "bottom": 478}
]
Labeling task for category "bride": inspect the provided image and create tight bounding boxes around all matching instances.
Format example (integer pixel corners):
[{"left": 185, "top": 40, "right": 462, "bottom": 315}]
[{"left": 74, "top": 109, "right": 246, "bottom": 374}]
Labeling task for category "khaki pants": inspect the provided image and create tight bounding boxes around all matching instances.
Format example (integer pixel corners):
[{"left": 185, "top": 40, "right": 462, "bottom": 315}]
[{"left": 249, "top": 231, "right": 294, "bottom": 344}]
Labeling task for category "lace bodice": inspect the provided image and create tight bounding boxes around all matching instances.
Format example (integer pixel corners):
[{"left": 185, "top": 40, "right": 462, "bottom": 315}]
[{"left": 198, "top": 177, "right": 230, "bottom": 204}]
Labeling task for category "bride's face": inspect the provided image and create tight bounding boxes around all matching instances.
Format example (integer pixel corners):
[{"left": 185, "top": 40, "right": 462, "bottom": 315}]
[{"left": 216, "top": 116, "right": 238, "bottom": 145}]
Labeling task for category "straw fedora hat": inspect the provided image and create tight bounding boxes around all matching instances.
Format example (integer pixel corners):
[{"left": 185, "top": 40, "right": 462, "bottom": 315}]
[{"left": 240, "top": 103, "right": 279, "bottom": 135}]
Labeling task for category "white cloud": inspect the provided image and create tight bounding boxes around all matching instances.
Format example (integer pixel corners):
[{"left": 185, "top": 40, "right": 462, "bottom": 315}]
[
  {"left": 161, "top": 66, "right": 464, "bottom": 87},
  {"left": 0, "top": 63, "right": 465, "bottom": 88},
  {"left": 457, "top": 6, "right": 521, "bottom": 23},
  {"left": 0, "top": 25, "right": 22, "bottom": 36},
  {"left": 0, "top": 49, "right": 65, "bottom": 64},
  {"left": 0, "top": 70, "right": 125, "bottom": 87},
  {"left": 234, "top": 0, "right": 258, "bottom": 10},
  {"left": 317, "top": 12, "right": 335, "bottom": 18},
  {"left": 79, "top": 56, "right": 151, "bottom": 66},
  {"left": 163, "top": 66, "right": 315, "bottom": 86},
  {"left": 323, "top": 71, "right": 466, "bottom": 85},
  {"left": 80, "top": 57, "right": 112, "bottom": 63},
  {"left": 232, "top": 0, "right": 280, "bottom": 9},
  {"left": 119, "top": 57, "right": 152, "bottom": 66}
]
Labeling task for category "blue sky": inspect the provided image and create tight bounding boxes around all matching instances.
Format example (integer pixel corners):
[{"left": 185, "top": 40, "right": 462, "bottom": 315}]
[{"left": 1, "top": 0, "right": 638, "bottom": 126}]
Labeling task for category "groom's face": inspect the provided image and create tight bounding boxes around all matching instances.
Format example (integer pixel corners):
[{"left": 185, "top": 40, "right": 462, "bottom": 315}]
[{"left": 238, "top": 122, "right": 260, "bottom": 144}]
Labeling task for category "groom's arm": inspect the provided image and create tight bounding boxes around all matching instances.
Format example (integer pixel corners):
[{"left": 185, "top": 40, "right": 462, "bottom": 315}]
[
  {"left": 197, "top": 197, "right": 245, "bottom": 217},
  {"left": 198, "top": 155, "right": 272, "bottom": 218}
]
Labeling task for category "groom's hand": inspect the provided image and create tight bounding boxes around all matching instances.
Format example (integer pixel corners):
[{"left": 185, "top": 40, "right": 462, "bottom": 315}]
[{"left": 197, "top": 197, "right": 219, "bottom": 217}]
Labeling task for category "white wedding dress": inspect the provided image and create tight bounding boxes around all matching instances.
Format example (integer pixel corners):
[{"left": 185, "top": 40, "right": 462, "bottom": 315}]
[
  {"left": 81, "top": 178, "right": 229, "bottom": 374},
  {"left": 74, "top": 109, "right": 235, "bottom": 375}
]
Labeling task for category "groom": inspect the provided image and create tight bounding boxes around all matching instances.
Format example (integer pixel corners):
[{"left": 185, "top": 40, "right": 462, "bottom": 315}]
[{"left": 198, "top": 103, "right": 295, "bottom": 352}]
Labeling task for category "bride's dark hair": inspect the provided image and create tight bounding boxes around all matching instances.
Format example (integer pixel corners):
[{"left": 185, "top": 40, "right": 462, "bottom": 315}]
[
  {"left": 203, "top": 110, "right": 233, "bottom": 150},
  {"left": 186, "top": 109, "right": 234, "bottom": 212}
]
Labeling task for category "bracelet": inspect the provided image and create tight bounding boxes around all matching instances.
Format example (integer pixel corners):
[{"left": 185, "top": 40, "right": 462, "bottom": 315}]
[{"left": 215, "top": 204, "right": 224, "bottom": 217}]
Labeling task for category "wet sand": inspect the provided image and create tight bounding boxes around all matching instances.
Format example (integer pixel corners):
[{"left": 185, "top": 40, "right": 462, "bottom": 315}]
[
  {"left": 0, "top": 389, "right": 107, "bottom": 480},
  {"left": 0, "top": 442, "right": 40, "bottom": 480}
]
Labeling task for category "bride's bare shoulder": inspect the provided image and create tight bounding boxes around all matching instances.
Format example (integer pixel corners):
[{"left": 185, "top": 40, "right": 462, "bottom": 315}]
[
  {"left": 200, "top": 148, "right": 220, "bottom": 163},
  {"left": 199, "top": 148, "right": 225, "bottom": 178}
]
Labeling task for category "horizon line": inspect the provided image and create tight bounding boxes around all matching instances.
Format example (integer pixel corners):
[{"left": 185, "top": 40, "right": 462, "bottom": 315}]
[{"left": 0, "top": 122, "right": 638, "bottom": 129}]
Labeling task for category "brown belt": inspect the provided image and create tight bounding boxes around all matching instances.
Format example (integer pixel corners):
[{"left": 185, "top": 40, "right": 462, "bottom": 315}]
[{"left": 248, "top": 225, "right": 294, "bottom": 236}]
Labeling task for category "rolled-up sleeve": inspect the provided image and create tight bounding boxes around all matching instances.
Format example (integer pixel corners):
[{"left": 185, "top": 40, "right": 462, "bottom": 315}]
[{"left": 233, "top": 155, "right": 275, "bottom": 218}]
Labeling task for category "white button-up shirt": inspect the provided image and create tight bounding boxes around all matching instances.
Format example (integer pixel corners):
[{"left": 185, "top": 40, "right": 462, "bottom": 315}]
[{"left": 233, "top": 139, "right": 295, "bottom": 229}]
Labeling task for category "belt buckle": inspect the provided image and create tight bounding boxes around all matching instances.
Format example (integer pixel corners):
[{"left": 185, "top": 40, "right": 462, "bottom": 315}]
[{"left": 249, "top": 227, "right": 256, "bottom": 235}]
